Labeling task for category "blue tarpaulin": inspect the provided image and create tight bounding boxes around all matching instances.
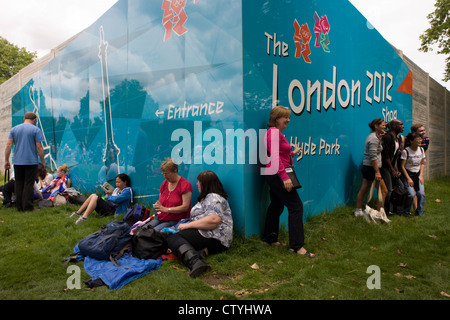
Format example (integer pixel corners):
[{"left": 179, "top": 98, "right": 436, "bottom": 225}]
[{"left": 83, "top": 254, "right": 163, "bottom": 290}]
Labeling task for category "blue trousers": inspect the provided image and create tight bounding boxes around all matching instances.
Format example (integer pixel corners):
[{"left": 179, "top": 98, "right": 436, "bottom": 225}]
[
  {"left": 401, "top": 176, "right": 425, "bottom": 215},
  {"left": 147, "top": 216, "right": 178, "bottom": 231}
]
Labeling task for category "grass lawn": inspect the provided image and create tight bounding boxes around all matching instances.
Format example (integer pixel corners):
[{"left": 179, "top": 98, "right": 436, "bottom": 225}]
[{"left": 0, "top": 177, "right": 449, "bottom": 301}]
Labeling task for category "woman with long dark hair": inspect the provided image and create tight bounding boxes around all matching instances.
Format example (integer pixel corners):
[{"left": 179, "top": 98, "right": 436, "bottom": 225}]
[
  {"left": 167, "top": 170, "right": 233, "bottom": 278},
  {"left": 36, "top": 164, "right": 53, "bottom": 190}
]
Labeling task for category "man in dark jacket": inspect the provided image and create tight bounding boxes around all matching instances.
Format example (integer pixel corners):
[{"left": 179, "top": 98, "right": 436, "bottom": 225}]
[{"left": 381, "top": 119, "right": 404, "bottom": 215}]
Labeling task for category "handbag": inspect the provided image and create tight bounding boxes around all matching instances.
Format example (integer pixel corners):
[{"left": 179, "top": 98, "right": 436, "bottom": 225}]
[
  {"left": 284, "top": 166, "right": 302, "bottom": 189},
  {"left": 280, "top": 156, "right": 302, "bottom": 190},
  {"left": 364, "top": 181, "right": 391, "bottom": 224}
]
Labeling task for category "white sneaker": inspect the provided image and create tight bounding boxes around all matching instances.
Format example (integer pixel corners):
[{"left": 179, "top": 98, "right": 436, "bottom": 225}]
[
  {"left": 362, "top": 208, "right": 372, "bottom": 222},
  {"left": 75, "top": 216, "right": 87, "bottom": 224},
  {"left": 354, "top": 209, "right": 363, "bottom": 217},
  {"left": 70, "top": 211, "right": 80, "bottom": 218}
]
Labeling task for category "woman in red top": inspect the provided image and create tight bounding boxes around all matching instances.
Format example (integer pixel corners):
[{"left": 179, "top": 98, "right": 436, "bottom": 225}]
[
  {"left": 151, "top": 158, "right": 193, "bottom": 231},
  {"left": 262, "top": 106, "right": 315, "bottom": 258}
]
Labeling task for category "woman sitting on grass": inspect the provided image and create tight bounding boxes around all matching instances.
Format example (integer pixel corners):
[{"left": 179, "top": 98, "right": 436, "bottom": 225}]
[
  {"left": 41, "top": 164, "right": 70, "bottom": 201},
  {"left": 36, "top": 164, "right": 53, "bottom": 190},
  {"left": 167, "top": 170, "right": 233, "bottom": 278},
  {"left": 150, "top": 158, "right": 192, "bottom": 231},
  {"left": 71, "top": 173, "right": 133, "bottom": 224}
]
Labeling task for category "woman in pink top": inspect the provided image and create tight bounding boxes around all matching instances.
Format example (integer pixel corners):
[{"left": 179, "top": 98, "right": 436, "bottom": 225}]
[
  {"left": 151, "top": 158, "right": 193, "bottom": 231},
  {"left": 262, "top": 106, "right": 315, "bottom": 258}
]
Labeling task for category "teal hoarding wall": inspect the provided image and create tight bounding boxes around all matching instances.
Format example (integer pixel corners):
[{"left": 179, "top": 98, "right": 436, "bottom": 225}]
[
  {"left": 11, "top": 0, "right": 412, "bottom": 235},
  {"left": 242, "top": 0, "right": 412, "bottom": 235}
]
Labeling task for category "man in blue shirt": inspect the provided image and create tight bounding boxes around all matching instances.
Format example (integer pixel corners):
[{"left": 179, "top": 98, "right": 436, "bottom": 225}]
[{"left": 4, "top": 112, "right": 46, "bottom": 211}]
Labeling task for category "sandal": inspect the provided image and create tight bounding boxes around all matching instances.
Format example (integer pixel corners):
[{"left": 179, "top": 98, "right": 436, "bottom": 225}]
[{"left": 289, "top": 248, "right": 315, "bottom": 258}]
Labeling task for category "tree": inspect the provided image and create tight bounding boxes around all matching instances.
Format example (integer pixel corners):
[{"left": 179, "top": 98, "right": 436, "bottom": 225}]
[
  {"left": 0, "top": 37, "right": 37, "bottom": 85},
  {"left": 419, "top": 0, "right": 450, "bottom": 82}
]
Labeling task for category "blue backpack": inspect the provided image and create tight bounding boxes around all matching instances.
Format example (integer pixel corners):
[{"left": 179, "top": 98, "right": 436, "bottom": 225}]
[
  {"left": 78, "top": 220, "right": 132, "bottom": 261},
  {"left": 123, "top": 203, "right": 151, "bottom": 226}
]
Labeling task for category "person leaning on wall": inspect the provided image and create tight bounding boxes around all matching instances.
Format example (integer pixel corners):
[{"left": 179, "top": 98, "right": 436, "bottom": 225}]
[
  {"left": 407, "top": 123, "right": 430, "bottom": 153},
  {"left": 167, "top": 170, "right": 233, "bottom": 278},
  {"left": 380, "top": 119, "right": 404, "bottom": 215},
  {"left": 70, "top": 173, "right": 133, "bottom": 224},
  {"left": 399, "top": 132, "right": 426, "bottom": 216},
  {"left": 150, "top": 158, "right": 192, "bottom": 231},
  {"left": 261, "top": 105, "right": 315, "bottom": 258},
  {"left": 354, "top": 118, "right": 388, "bottom": 217},
  {"left": 407, "top": 123, "right": 429, "bottom": 211},
  {"left": 41, "top": 164, "right": 70, "bottom": 201},
  {"left": 4, "top": 112, "right": 46, "bottom": 212}
]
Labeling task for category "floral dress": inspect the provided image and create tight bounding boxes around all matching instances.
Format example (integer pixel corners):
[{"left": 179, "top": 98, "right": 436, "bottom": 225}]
[{"left": 190, "top": 193, "right": 233, "bottom": 248}]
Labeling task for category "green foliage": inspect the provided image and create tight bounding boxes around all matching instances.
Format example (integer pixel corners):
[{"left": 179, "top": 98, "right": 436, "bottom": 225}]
[
  {"left": 0, "top": 37, "right": 37, "bottom": 85},
  {"left": 419, "top": 0, "right": 450, "bottom": 81},
  {"left": 0, "top": 177, "right": 449, "bottom": 300}
]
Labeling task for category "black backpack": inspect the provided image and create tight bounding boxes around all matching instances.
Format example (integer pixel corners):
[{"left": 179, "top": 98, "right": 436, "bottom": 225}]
[
  {"left": 132, "top": 223, "right": 168, "bottom": 260},
  {"left": 390, "top": 184, "right": 408, "bottom": 206},
  {"left": 78, "top": 220, "right": 132, "bottom": 261}
]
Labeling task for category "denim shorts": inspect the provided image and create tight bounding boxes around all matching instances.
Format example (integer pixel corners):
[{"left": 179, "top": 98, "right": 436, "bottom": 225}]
[{"left": 361, "top": 165, "right": 382, "bottom": 181}]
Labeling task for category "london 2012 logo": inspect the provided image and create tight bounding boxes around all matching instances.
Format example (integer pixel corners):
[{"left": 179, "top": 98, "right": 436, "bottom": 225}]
[
  {"left": 162, "top": 0, "right": 200, "bottom": 42},
  {"left": 293, "top": 11, "right": 331, "bottom": 64}
]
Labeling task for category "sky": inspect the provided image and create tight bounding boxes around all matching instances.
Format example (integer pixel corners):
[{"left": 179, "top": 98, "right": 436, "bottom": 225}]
[{"left": 0, "top": 0, "right": 448, "bottom": 90}]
